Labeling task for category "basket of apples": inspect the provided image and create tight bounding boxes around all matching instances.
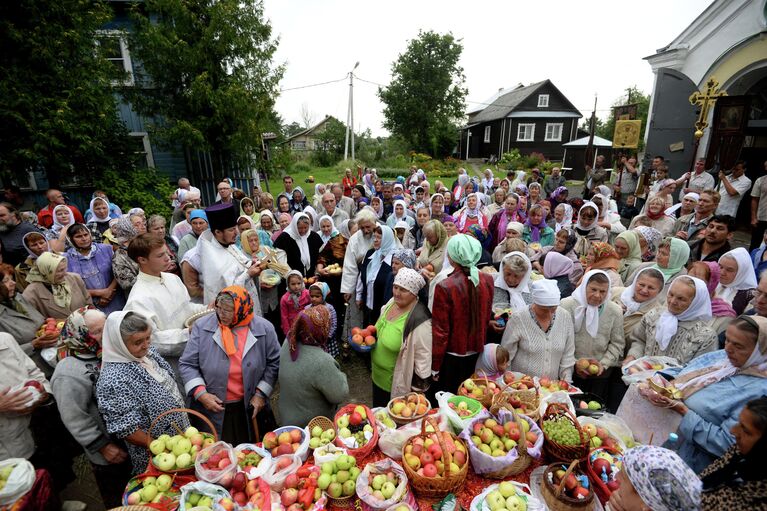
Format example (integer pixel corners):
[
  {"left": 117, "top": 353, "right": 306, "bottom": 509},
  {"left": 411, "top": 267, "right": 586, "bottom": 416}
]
[
  {"left": 470, "top": 480, "right": 541, "bottom": 511},
  {"left": 334, "top": 404, "right": 378, "bottom": 458},
  {"left": 496, "top": 374, "right": 540, "bottom": 421},
  {"left": 317, "top": 454, "right": 360, "bottom": 507},
  {"left": 307, "top": 416, "right": 337, "bottom": 451},
  {"left": 148, "top": 409, "right": 217, "bottom": 474},
  {"left": 350, "top": 325, "right": 377, "bottom": 352},
  {"left": 400, "top": 416, "right": 468, "bottom": 498},
  {"left": 123, "top": 473, "right": 186, "bottom": 508},
  {"left": 387, "top": 392, "right": 430, "bottom": 425},
  {"left": 579, "top": 421, "right": 624, "bottom": 452},
  {"left": 585, "top": 447, "right": 623, "bottom": 505},
  {"left": 446, "top": 396, "right": 482, "bottom": 421},
  {"left": 356, "top": 458, "right": 412, "bottom": 511},
  {"left": 263, "top": 426, "right": 310, "bottom": 462},
  {"left": 540, "top": 403, "right": 590, "bottom": 462},
  {"left": 537, "top": 376, "right": 580, "bottom": 396},
  {"left": 278, "top": 463, "right": 327, "bottom": 511},
  {"left": 541, "top": 461, "right": 595, "bottom": 510},
  {"left": 457, "top": 376, "right": 500, "bottom": 408},
  {"left": 458, "top": 409, "right": 543, "bottom": 478}
]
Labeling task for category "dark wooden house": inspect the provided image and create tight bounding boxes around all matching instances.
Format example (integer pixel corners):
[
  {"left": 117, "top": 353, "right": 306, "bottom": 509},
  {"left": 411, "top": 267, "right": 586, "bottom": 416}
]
[{"left": 459, "top": 80, "right": 582, "bottom": 161}]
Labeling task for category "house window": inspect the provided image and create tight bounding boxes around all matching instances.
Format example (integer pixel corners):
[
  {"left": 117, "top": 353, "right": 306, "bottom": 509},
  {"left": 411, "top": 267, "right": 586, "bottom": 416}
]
[
  {"left": 129, "top": 132, "right": 155, "bottom": 168},
  {"left": 483, "top": 126, "right": 491, "bottom": 143},
  {"left": 292, "top": 140, "right": 306, "bottom": 150},
  {"left": 537, "top": 94, "right": 549, "bottom": 108},
  {"left": 544, "top": 123, "right": 563, "bottom": 142},
  {"left": 517, "top": 123, "right": 535, "bottom": 142},
  {"left": 95, "top": 31, "right": 134, "bottom": 86}
]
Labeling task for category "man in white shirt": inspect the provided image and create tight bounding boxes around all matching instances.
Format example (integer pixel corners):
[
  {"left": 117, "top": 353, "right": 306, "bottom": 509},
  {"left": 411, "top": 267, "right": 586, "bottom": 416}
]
[
  {"left": 716, "top": 160, "right": 752, "bottom": 217},
  {"left": 679, "top": 159, "right": 715, "bottom": 201},
  {"left": 749, "top": 159, "right": 767, "bottom": 250},
  {"left": 317, "top": 192, "right": 349, "bottom": 229},
  {"left": 171, "top": 177, "right": 201, "bottom": 208}
]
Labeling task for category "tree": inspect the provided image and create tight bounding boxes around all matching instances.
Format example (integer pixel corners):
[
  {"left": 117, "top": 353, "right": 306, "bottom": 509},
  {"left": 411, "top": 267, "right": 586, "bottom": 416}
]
[
  {"left": 126, "top": 0, "right": 283, "bottom": 177},
  {"left": 582, "top": 87, "right": 651, "bottom": 152},
  {"left": 0, "top": 0, "right": 135, "bottom": 186},
  {"left": 378, "top": 31, "right": 467, "bottom": 158},
  {"left": 299, "top": 102, "right": 316, "bottom": 129},
  {"left": 283, "top": 122, "right": 305, "bottom": 137},
  {"left": 311, "top": 117, "right": 347, "bottom": 167}
]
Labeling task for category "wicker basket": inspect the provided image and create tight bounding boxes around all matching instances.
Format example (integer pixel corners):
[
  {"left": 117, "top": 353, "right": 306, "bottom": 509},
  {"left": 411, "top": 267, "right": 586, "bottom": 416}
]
[
  {"left": 325, "top": 492, "right": 355, "bottom": 508},
  {"left": 333, "top": 404, "right": 378, "bottom": 459},
  {"left": 474, "top": 410, "right": 533, "bottom": 479},
  {"left": 585, "top": 446, "right": 622, "bottom": 505},
  {"left": 387, "top": 392, "right": 431, "bottom": 425},
  {"left": 401, "top": 416, "right": 468, "bottom": 498},
  {"left": 491, "top": 387, "right": 540, "bottom": 421},
  {"left": 541, "top": 461, "right": 594, "bottom": 511},
  {"left": 147, "top": 407, "right": 217, "bottom": 474},
  {"left": 307, "top": 416, "right": 335, "bottom": 450},
  {"left": 457, "top": 375, "right": 497, "bottom": 408},
  {"left": 540, "top": 403, "right": 590, "bottom": 462}
]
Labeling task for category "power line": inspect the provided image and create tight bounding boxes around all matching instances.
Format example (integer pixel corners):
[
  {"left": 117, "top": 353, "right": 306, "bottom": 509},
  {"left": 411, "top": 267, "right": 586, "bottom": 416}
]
[
  {"left": 354, "top": 75, "right": 387, "bottom": 88},
  {"left": 279, "top": 76, "right": 347, "bottom": 92}
]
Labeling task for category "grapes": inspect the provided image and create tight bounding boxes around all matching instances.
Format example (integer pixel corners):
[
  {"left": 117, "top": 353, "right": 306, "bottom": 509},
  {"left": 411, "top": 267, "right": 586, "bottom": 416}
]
[{"left": 542, "top": 417, "right": 581, "bottom": 446}]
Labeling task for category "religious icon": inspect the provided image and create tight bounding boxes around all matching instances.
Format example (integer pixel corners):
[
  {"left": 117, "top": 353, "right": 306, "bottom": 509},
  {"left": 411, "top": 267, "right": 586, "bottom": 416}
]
[
  {"left": 717, "top": 105, "right": 744, "bottom": 131},
  {"left": 613, "top": 120, "right": 642, "bottom": 149}
]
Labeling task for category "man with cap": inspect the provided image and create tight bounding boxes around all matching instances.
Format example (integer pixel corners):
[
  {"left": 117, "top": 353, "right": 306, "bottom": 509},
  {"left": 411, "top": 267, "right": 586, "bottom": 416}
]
[
  {"left": 197, "top": 203, "right": 262, "bottom": 310},
  {"left": 501, "top": 279, "right": 575, "bottom": 381}
]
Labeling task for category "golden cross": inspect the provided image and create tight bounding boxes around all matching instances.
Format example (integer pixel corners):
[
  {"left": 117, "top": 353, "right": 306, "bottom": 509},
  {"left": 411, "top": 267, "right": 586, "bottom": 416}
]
[{"left": 689, "top": 77, "right": 727, "bottom": 138}]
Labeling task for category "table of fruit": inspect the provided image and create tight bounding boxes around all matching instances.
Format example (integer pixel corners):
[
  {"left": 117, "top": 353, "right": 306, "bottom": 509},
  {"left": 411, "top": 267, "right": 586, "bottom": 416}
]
[{"left": 0, "top": 360, "right": 667, "bottom": 511}]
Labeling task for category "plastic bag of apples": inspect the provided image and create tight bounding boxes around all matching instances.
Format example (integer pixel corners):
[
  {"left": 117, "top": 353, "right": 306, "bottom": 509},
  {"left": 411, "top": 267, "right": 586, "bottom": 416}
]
[
  {"left": 355, "top": 459, "right": 412, "bottom": 511},
  {"left": 195, "top": 441, "right": 238, "bottom": 486},
  {"left": 262, "top": 454, "right": 303, "bottom": 493}
]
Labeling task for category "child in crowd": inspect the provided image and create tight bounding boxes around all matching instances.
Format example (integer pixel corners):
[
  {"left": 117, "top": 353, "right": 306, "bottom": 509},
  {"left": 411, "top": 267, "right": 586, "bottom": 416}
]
[
  {"left": 619, "top": 194, "right": 639, "bottom": 221},
  {"left": 473, "top": 344, "right": 510, "bottom": 379},
  {"left": 306, "top": 282, "right": 339, "bottom": 357},
  {"left": 280, "top": 270, "right": 310, "bottom": 337}
]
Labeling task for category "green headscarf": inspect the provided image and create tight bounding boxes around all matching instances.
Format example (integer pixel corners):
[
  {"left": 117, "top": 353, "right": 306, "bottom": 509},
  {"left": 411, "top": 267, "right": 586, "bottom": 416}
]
[
  {"left": 446, "top": 234, "right": 482, "bottom": 286},
  {"left": 617, "top": 230, "right": 643, "bottom": 282},
  {"left": 650, "top": 237, "right": 690, "bottom": 282}
]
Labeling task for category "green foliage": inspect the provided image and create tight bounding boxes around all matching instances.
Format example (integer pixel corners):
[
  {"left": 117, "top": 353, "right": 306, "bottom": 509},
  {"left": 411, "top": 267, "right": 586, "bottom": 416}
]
[
  {"left": 126, "top": 0, "right": 283, "bottom": 177},
  {"left": 498, "top": 150, "right": 558, "bottom": 176},
  {"left": 310, "top": 117, "right": 347, "bottom": 167},
  {"left": 95, "top": 167, "right": 173, "bottom": 219},
  {"left": 581, "top": 86, "right": 650, "bottom": 153},
  {"left": 378, "top": 30, "right": 467, "bottom": 157},
  {"left": 292, "top": 161, "right": 312, "bottom": 175},
  {"left": 0, "top": 0, "right": 135, "bottom": 186}
]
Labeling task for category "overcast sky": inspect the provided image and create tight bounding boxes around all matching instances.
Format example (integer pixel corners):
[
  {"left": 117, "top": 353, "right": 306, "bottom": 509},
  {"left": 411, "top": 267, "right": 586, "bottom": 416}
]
[{"left": 264, "top": 0, "right": 712, "bottom": 137}]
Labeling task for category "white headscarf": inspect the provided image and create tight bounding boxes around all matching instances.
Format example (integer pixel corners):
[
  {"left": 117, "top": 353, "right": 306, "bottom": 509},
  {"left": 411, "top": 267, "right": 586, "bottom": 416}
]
[
  {"left": 391, "top": 200, "right": 408, "bottom": 221},
  {"left": 52, "top": 204, "right": 75, "bottom": 235},
  {"left": 575, "top": 202, "right": 599, "bottom": 231},
  {"left": 715, "top": 247, "right": 758, "bottom": 304},
  {"left": 285, "top": 213, "right": 312, "bottom": 271},
  {"left": 494, "top": 251, "right": 532, "bottom": 311},
  {"left": 101, "top": 310, "right": 162, "bottom": 381},
  {"left": 318, "top": 214, "right": 338, "bottom": 249},
  {"left": 555, "top": 203, "right": 573, "bottom": 232},
  {"left": 302, "top": 205, "right": 318, "bottom": 229},
  {"left": 572, "top": 270, "right": 611, "bottom": 337},
  {"left": 655, "top": 276, "right": 712, "bottom": 350},
  {"left": 621, "top": 267, "right": 663, "bottom": 316},
  {"left": 89, "top": 197, "right": 111, "bottom": 223}
]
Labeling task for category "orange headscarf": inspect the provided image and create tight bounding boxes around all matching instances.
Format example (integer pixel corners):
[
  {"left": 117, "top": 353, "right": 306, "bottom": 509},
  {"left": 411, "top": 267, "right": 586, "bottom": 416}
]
[
  {"left": 216, "top": 286, "right": 254, "bottom": 356},
  {"left": 582, "top": 241, "right": 620, "bottom": 273}
]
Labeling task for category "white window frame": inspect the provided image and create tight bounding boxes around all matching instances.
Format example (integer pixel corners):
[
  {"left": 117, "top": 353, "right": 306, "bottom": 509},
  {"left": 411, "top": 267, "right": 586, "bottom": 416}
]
[
  {"left": 544, "top": 123, "right": 563, "bottom": 142},
  {"left": 537, "top": 94, "right": 549, "bottom": 107},
  {"left": 129, "top": 132, "right": 155, "bottom": 168},
  {"left": 517, "top": 123, "right": 535, "bottom": 142},
  {"left": 483, "top": 126, "right": 491, "bottom": 143},
  {"left": 95, "top": 30, "right": 134, "bottom": 86}
]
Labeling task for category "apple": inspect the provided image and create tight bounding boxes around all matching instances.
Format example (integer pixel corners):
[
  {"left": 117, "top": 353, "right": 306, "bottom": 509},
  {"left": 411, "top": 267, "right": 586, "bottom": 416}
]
[
  {"left": 343, "top": 479, "right": 356, "bottom": 496},
  {"left": 423, "top": 464, "right": 437, "bottom": 477},
  {"left": 498, "top": 481, "right": 517, "bottom": 498},
  {"left": 263, "top": 431, "right": 278, "bottom": 449},
  {"left": 126, "top": 492, "right": 141, "bottom": 505},
  {"left": 588, "top": 364, "right": 600, "bottom": 375},
  {"left": 284, "top": 473, "right": 300, "bottom": 489},
  {"left": 278, "top": 431, "right": 292, "bottom": 445},
  {"left": 175, "top": 452, "right": 192, "bottom": 469},
  {"left": 149, "top": 439, "right": 165, "bottom": 455},
  {"left": 140, "top": 484, "right": 158, "bottom": 503},
  {"left": 328, "top": 482, "right": 343, "bottom": 498},
  {"left": 486, "top": 490, "right": 505, "bottom": 511},
  {"left": 506, "top": 494, "right": 527, "bottom": 511},
  {"left": 173, "top": 437, "right": 192, "bottom": 455},
  {"left": 289, "top": 429, "right": 302, "bottom": 443},
  {"left": 381, "top": 481, "right": 396, "bottom": 500},
  {"left": 281, "top": 488, "right": 298, "bottom": 506},
  {"left": 318, "top": 473, "right": 332, "bottom": 490},
  {"left": 153, "top": 452, "right": 176, "bottom": 472}
]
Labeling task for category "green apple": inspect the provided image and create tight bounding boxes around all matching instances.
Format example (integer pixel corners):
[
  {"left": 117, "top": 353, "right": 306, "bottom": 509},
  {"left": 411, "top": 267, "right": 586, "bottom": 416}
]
[
  {"left": 349, "top": 466, "right": 361, "bottom": 481},
  {"left": 184, "top": 426, "right": 199, "bottom": 438},
  {"left": 154, "top": 452, "right": 176, "bottom": 472},
  {"left": 328, "top": 482, "right": 343, "bottom": 499},
  {"left": 155, "top": 474, "right": 172, "bottom": 492},
  {"left": 317, "top": 473, "right": 332, "bottom": 490},
  {"left": 172, "top": 437, "right": 192, "bottom": 456},
  {"left": 149, "top": 439, "right": 165, "bottom": 455},
  {"left": 485, "top": 490, "right": 505, "bottom": 511},
  {"left": 140, "top": 484, "right": 158, "bottom": 503},
  {"left": 309, "top": 437, "right": 321, "bottom": 449},
  {"left": 157, "top": 434, "right": 171, "bottom": 444},
  {"left": 187, "top": 493, "right": 201, "bottom": 506},
  {"left": 321, "top": 461, "right": 336, "bottom": 475},
  {"left": 142, "top": 476, "right": 157, "bottom": 487},
  {"left": 381, "top": 481, "right": 396, "bottom": 500},
  {"left": 498, "top": 481, "right": 517, "bottom": 498},
  {"left": 335, "top": 455, "right": 353, "bottom": 471},
  {"left": 198, "top": 496, "right": 213, "bottom": 508},
  {"left": 176, "top": 453, "right": 192, "bottom": 469},
  {"left": 506, "top": 495, "right": 527, "bottom": 511},
  {"left": 337, "top": 416, "right": 349, "bottom": 429},
  {"left": 342, "top": 479, "right": 356, "bottom": 496}
]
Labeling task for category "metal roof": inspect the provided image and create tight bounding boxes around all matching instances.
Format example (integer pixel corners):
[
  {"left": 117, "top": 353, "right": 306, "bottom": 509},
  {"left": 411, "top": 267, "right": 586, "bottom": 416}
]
[
  {"left": 562, "top": 135, "right": 613, "bottom": 147},
  {"left": 468, "top": 81, "right": 548, "bottom": 124}
]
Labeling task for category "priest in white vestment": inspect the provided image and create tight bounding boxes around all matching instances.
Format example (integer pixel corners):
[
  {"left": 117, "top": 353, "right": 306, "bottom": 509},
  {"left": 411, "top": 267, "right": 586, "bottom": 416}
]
[{"left": 340, "top": 208, "right": 377, "bottom": 332}]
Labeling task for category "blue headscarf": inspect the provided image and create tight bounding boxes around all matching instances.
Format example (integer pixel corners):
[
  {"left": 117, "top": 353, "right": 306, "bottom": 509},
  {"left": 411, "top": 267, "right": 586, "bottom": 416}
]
[{"left": 189, "top": 210, "right": 208, "bottom": 223}]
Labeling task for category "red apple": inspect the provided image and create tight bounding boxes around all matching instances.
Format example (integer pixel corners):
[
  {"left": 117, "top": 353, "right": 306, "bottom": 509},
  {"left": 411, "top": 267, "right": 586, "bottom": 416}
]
[
  {"left": 263, "top": 431, "right": 278, "bottom": 449},
  {"left": 281, "top": 488, "right": 298, "bottom": 506},
  {"left": 284, "top": 473, "right": 300, "bottom": 489},
  {"left": 233, "top": 492, "right": 248, "bottom": 506},
  {"left": 423, "top": 463, "right": 437, "bottom": 477},
  {"left": 246, "top": 479, "right": 260, "bottom": 497},
  {"left": 289, "top": 429, "right": 302, "bottom": 443}
]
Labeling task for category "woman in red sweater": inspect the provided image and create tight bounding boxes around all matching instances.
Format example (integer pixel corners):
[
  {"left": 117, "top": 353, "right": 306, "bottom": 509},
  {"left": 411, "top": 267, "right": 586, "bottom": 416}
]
[{"left": 342, "top": 168, "right": 357, "bottom": 197}]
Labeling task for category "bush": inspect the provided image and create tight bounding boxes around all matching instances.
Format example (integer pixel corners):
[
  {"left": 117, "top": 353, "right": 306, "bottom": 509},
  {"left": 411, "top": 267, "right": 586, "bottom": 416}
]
[
  {"left": 334, "top": 158, "right": 366, "bottom": 172},
  {"left": 293, "top": 161, "right": 312, "bottom": 175},
  {"left": 95, "top": 167, "right": 173, "bottom": 220}
]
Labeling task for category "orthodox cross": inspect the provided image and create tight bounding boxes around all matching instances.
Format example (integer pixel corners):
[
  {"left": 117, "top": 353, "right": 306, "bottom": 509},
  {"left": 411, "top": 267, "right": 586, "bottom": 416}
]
[{"left": 689, "top": 77, "right": 727, "bottom": 139}]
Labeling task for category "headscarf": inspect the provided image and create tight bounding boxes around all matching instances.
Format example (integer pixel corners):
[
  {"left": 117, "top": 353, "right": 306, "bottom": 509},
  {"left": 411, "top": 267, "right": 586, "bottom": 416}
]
[
  {"left": 421, "top": 220, "right": 447, "bottom": 255},
  {"left": 554, "top": 203, "right": 573, "bottom": 232},
  {"left": 371, "top": 197, "right": 384, "bottom": 218},
  {"left": 22, "top": 231, "right": 49, "bottom": 260},
  {"left": 216, "top": 286, "right": 255, "bottom": 356},
  {"left": 89, "top": 197, "right": 111, "bottom": 223},
  {"left": 635, "top": 226, "right": 663, "bottom": 262},
  {"left": 57, "top": 306, "right": 102, "bottom": 360},
  {"left": 26, "top": 252, "right": 71, "bottom": 308},
  {"left": 318, "top": 215, "right": 339, "bottom": 249},
  {"left": 716, "top": 247, "right": 758, "bottom": 304},
  {"left": 524, "top": 206, "right": 548, "bottom": 242},
  {"left": 128, "top": 207, "right": 145, "bottom": 218},
  {"left": 366, "top": 225, "right": 396, "bottom": 304},
  {"left": 101, "top": 310, "right": 162, "bottom": 381},
  {"left": 111, "top": 215, "right": 138, "bottom": 247},
  {"left": 616, "top": 231, "right": 643, "bottom": 281},
  {"left": 457, "top": 193, "right": 486, "bottom": 231},
  {"left": 467, "top": 224, "right": 492, "bottom": 252},
  {"left": 391, "top": 200, "right": 409, "bottom": 222},
  {"left": 572, "top": 270, "right": 611, "bottom": 337},
  {"left": 288, "top": 306, "right": 330, "bottom": 361},
  {"left": 702, "top": 262, "right": 737, "bottom": 318},
  {"left": 644, "top": 196, "right": 668, "bottom": 220},
  {"left": 302, "top": 205, "right": 318, "bottom": 226},
  {"left": 237, "top": 215, "right": 256, "bottom": 232},
  {"left": 446, "top": 234, "right": 482, "bottom": 286},
  {"left": 284, "top": 213, "right": 312, "bottom": 271},
  {"left": 575, "top": 202, "right": 599, "bottom": 232},
  {"left": 189, "top": 209, "right": 208, "bottom": 224},
  {"left": 675, "top": 316, "right": 767, "bottom": 399},
  {"left": 531, "top": 279, "right": 561, "bottom": 306},
  {"left": 393, "top": 267, "right": 425, "bottom": 296},
  {"left": 240, "top": 229, "right": 266, "bottom": 257},
  {"left": 622, "top": 445, "right": 701, "bottom": 511},
  {"left": 544, "top": 252, "right": 574, "bottom": 279},
  {"left": 337, "top": 219, "right": 352, "bottom": 239},
  {"left": 621, "top": 267, "right": 663, "bottom": 316},
  {"left": 655, "top": 276, "right": 712, "bottom": 350},
  {"left": 290, "top": 187, "right": 306, "bottom": 212},
  {"left": 258, "top": 209, "right": 276, "bottom": 233},
  {"left": 239, "top": 197, "right": 259, "bottom": 223},
  {"left": 392, "top": 248, "right": 417, "bottom": 270},
  {"left": 506, "top": 221, "right": 524, "bottom": 237},
  {"left": 52, "top": 204, "right": 75, "bottom": 235},
  {"left": 650, "top": 237, "right": 691, "bottom": 283},
  {"left": 475, "top": 344, "right": 501, "bottom": 378},
  {"left": 584, "top": 242, "right": 620, "bottom": 272},
  {"left": 429, "top": 194, "right": 445, "bottom": 217},
  {"left": 309, "top": 281, "right": 330, "bottom": 301},
  {"left": 555, "top": 229, "right": 578, "bottom": 256},
  {"left": 495, "top": 251, "right": 532, "bottom": 310}
]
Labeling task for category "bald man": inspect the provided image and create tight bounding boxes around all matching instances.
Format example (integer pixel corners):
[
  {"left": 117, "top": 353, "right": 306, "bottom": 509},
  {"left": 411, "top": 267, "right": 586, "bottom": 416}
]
[{"left": 37, "top": 189, "right": 83, "bottom": 228}]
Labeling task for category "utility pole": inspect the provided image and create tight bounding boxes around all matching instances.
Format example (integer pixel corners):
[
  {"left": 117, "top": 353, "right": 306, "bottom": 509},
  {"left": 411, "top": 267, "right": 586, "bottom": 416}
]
[{"left": 344, "top": 61, "right": 359, "bottom": 161}]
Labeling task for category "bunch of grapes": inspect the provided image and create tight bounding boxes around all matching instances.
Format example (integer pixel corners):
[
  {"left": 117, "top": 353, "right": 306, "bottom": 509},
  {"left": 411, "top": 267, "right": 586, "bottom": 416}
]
[
  {"left": 543, "top": 416, "right": 582, "bottom": 446},
  {"left": 238, "top": 450, "right": 262, "bottom": 469}
]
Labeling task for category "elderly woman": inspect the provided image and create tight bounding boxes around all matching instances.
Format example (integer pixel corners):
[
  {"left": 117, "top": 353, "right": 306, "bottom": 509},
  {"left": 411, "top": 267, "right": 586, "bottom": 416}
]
[
  {"left": 634, "top": 225, "right": 662, "bottom": 263},
  {"left": 65, "top": 224, "right": 124, "bottom": 314},
  {"left": 147, "top": 215, "right": 179, "bottom": 273},
  {"left": 258, "top": 210, "right": 278, "bottom": 238},
  {"left": 486, "top": 188, "right": 506, "bottom": 218},
  {"left": 454, "top": 193, "right": 488, "bottom": 233},
  {"left": 560, "top": 270, "right": 625, "bottom": 403},
  {"left": 110, "top": 216, "right": 140, "bottom": 293},
  {"left": 416, "top": 219, "right": 448, "bottom": 275},
  {"left": 488, "top": 193, "right": 525, "bottom": 249},
  {"left": 96, "top": 311, "right": 189, "bottom": 474},
  {"left": 643, "top": 316, "right": 767, "bottom": 474},
  {"left": 608, "top": 445, "right": 702, "bottom": 511},
  {"left": 582, "top": 241, "right": 623, "bottom": 288},
  {"left": 371, "top": 269, "right": 432, "bottom": 406},
  {"left": 178, "top": 210, "right": 208, "bottom": 261},
  {"left": 632, "top": 237, "right": 690, "bottom": 290},
  {"left": 615, "top": 231, "right": 643, "bottom": 284},
  {"left": 551, "top": 203, "right": 573, "bottom": 232},
  {"left": 572, "top": 202, "right": 608, "bottom": 258},
  {"left": 14, "top": 231, "right": 50, "bottom": 291},
  {"left": 358, "top": 225, "right": 396, "bottom": 325},
  {"left": 430, "top": 235, "right": 494, "bottom": 397},
  {"left": 386, "top": 200, "right": 414, "bottom": 229},
  {"left": 276, "top": 195, "right": 292, "bottom": 217},
  {"left": 688, "top": 261, "right": 737, "bottom": 335},
  {"left": 716, "top": 247, "right": 758, "bottom": 316},
  {"left": 625, "top": 275, "right": 716, "bottom": 365},
  {"left": 23, "top": 252, "right": 92, "bottom": 320},
  {"left": 51, "top": 307, "right": 130, "bottom": 508},
  {"left": 522, "top": 204, "right": 554, "bottom": 246},
  {"left": 592, "top": 193, "right": 626, "bottom": 240},
  {"left": 543, "top": 252, "right": 575, "bottom": 298},
  {"left": 278, "top": 307, "right": 349, "bottom": 426},
  {"left": 614, "top": 267, "right": 665, "bottom": 338},
  {"left": 259, "top": 192, "right": 275, "bottom": 214},
  {"left": 700, "top": 397, "right": 767, "bottom": 509},
  {"left": 274, "top": 213, "right": 323, "bottom": 277},
  {"left": 491, "top": 221, "right": 525, "bottom": 263},
  {"left": 629, "top": 195, "right": 676, "bottom": 236},
  {"left": 428, "top": 194, "right": 453, "bottom": 224},
  {"left": 502, "top": 279, "right": 575, "bottom": 380},
  {"left": 0, "top": 264, "right": 51, "bottom": 368},
  {"left": 180, "top": 286, "right": 280, "bottom": 444},
  {"left": 490, "top": 251, "right": 533, "bottom": 337}
]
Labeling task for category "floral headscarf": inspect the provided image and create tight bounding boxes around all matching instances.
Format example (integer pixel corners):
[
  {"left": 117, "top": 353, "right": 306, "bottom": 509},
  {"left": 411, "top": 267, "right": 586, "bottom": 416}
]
[
  {"left": 583, "top": 241, "right": 620, "bottom": 272},
  {"left": 57, "top": 306, "right": 102, "bottom": 360},
  {"left": 288, "top": 306, "right": 331, "bottom": 361},
  {"left": 701, "top": 262, "right": 736, "bottom": 318},
  {"left": 635, "top": 226, "right": 662, "bottom": 262},
  {"left": 111, "top": 215, "right": 138, "bottom": 247},
  {"left": 392, "top": 248, "right": 417, "bottom": 270},
  {"left": 622, "top": 445, "right": 701, "bottom": 511},
  {"left": 286, "top": 270, "right": 306, "bottom": 308},
  {"left": 26, "top": 252, "right": 71, "bottom": 308},
  {"left": 216, "top": 286, "right": 254, "bottom": 356}
]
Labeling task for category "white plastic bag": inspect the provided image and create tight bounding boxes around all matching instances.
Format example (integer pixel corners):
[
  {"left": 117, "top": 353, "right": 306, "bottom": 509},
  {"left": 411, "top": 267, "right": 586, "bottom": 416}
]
[
  {"left": 469, "top": 481, "right": 545, "bottom": 511},
  {"left": 593, "top": 412, "right": 637, "bottom": 448},
  {"left": 377, "top": 413, "right": 449, "bottom": 460},
  {"left": 372, "top": 407, "right": 397, "bottom": 433},
  {"left": 621, "top": 356, "right": 682, "bottom": 385},
  {"left": 272, "top": 426, "right": 311, "bottom": 462},
  {"left": 234, "top": 443, "right": 273, "bottom": 479},
  {"left": 261, "top": 454, "right": 302, "bottom": 492},
  {"left": 195, "top": 441, "right": 238, "bottom": 485},
  {"left": 355, "top": 459, "right": 410, "bottom": 511},
  {"left": 538, "top": 390, "right": 575, "bottom": 418},
  {"left": 312, "top": 443, "right": 348, "bottom": 465},
  {"left": 436, "top": 391, "right": 479, "bottom": 434},
  {"left": 179, "top": 481, "right": 231, "bottom": 511},
  {"left": 0, "top": 458, "right": 35, "bottom": 506}
]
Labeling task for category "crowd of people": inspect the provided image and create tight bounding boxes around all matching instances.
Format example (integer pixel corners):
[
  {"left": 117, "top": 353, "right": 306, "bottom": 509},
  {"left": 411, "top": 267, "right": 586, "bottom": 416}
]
[{"left": 0, "top": 158, "right": 766, "bottom": 509}]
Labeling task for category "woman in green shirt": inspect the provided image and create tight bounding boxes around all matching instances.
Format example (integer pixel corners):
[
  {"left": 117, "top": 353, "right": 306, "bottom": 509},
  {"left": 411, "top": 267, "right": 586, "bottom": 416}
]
[{"left": 371, "top": 268, "right": 433, "bottom": 407}]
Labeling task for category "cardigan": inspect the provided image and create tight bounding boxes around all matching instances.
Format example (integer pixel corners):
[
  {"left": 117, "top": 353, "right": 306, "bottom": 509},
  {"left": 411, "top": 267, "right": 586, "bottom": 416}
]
[
  {"left": 559, "top": 298, "right": 625, "bottom": 368},
  {"left": 387, "top": 300, "right": 433, "bottom": 397},
  {"left": 626, "top": 308, "right": 717, "bottom": 364},
  {"left": 21, "top": 272, "right": 93, "bottom": 320}
]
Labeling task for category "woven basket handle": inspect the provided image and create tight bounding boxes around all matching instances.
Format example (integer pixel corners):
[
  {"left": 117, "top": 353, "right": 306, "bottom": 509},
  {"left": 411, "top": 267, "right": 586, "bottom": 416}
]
[
  {"left": 555, "top": 460, "right": 579, "bottom": 498},
  {"left": 420, "top": 415, "right": 452, "bottom": 468},
  {"left": 512, "top": 409, "right": 528, "bottom": 457},
  {"left": 146, "top": 407, "right": 218, "bottom": 449}
]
